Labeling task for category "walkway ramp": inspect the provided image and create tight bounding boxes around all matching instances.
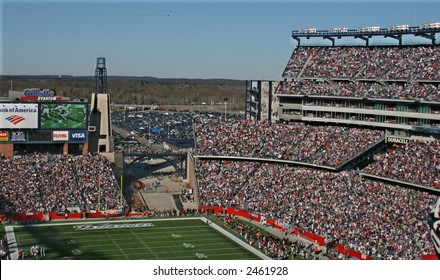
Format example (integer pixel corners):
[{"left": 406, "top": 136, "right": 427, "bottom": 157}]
[{"left": 141, "top": 193, "right": 177, "bottom": 211}]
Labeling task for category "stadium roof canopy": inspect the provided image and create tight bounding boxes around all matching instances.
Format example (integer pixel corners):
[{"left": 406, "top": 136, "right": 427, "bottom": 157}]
[{"left": 292, "top": 23, "right": 440, "bottom": 46}]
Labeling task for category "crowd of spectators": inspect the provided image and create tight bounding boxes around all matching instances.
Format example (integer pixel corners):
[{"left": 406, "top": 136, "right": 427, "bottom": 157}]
[
  {"left": 112, "top": 110, "right": 195, "bottom": 147},
  {"left": 220, "top": 215, "right": 294, "bottom": 259},
  {"left": 0, "top": 154, "right": 123, "bottom": 213},
  {"left": 112, "top": 110, "right": 243, "bottom": 150},
  {"left": 0, "top": 238, "right": 6, "bottom": 259},
  {"left": 113, "top": 131, "right": 190, "bottom": 155},
  {"left": 282, "top": 47, "right": 312, "bottom": 78},
  {"left": 195, "top": 118, "right": 384, "bottom": 167},
  {"left": 282, "top": 45, "right": 440, "bottom": 80},
  {"left": 196, "top": 160, "right": 438, "bottom": 259},
  {"left": 363, "top": 139, "right": 440, "bottom": 189},
  {"left": 219, "top": 215, "right": 351, "bottom": 260},
  {"left": 276, "top": 79, "right": 440, "bottom": 102}
]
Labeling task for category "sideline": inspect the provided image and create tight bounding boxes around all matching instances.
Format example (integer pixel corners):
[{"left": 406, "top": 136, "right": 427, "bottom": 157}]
[{"left": 200, "top": 217, "right": 271, "bottom": 260}]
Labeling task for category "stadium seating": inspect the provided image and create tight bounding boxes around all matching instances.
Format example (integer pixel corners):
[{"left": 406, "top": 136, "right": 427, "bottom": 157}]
[
  {"left": 282, "top": 46, "right": 440, "bottom": 80},
  {"left": 0, "top": 154, "right": 122, "bottom": 213},
  {"left": 196, "top": 160, "right": 439, "bottom": 260},
  {"left": 363, "top": 139, "right": 440, "bottom": 189},
  {"left": 195, "top": 118, "right": 384, "bottom": 167},
  {"left": 279, "top": 45, "right": 440, "bottom": 102}
]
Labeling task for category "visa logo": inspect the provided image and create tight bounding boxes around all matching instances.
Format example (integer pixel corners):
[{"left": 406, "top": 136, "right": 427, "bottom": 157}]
[{"left": 71, "top": 133, "right": 85, "bottom": 139}]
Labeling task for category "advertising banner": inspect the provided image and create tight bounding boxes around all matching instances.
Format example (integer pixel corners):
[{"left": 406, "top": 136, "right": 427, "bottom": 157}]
[
  {"left": 0, "top": 103, "right": 38, "bottom": 129},
  {"left": 69, "top": 130, "right": 88, "bottom": 142},
  {"left": 28, "top": 130, "right": 52, "bottom": 142},
  {"left": 10, "top": 131, "right": 26, "bottom": 142},
  {"left": 386, "top": 136, "right": 409, "bottom": 145},
  {"left": 53, "top": 131, "right": 69, "bottom": 141},
  {"left": 0, "top": 131, "right": 8, "bottom": 141}
]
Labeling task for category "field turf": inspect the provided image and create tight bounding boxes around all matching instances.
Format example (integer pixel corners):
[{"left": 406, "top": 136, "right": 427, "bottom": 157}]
[{"left": 10, "top": 218, "right": 261, "bottom": 260}]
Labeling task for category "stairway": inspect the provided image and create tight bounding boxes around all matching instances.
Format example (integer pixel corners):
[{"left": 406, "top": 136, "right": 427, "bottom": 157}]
[{"left": 173, "top": 194, "right": 185, "bottom": 213}]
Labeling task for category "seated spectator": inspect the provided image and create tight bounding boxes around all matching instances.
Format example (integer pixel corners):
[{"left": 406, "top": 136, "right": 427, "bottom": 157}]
[
  {"left": 363, "top": 139, "right": 440, "bottom": 189},
  {"left": 195, "top": 118, "right": 384, "bottom": 167},
  {"left": 196, "top": 160, "right": 438, "bottom": 260},
  {"left": 0, "top": 154, "right": 125, "bottom": 213}
]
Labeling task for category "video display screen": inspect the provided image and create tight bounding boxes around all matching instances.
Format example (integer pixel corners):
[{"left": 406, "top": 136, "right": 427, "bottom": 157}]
[{"left": 40, "top": 103, "right": 87, "bottom": 129}]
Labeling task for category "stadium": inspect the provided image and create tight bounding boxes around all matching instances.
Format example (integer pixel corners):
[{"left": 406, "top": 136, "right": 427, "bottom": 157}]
[{"left": 1, "top": 21, "right": 440, "bottom": 261}]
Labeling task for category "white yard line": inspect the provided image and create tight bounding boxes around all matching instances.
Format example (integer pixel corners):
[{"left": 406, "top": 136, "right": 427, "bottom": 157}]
[
  {"left": 129, "top": 229, "right": 160, "bottom": 259},
  {"left": 104, "top": 231, "right": 130, "bottom": 260}
]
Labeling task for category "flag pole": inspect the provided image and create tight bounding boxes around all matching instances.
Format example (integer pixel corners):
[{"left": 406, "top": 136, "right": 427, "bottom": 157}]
[
  {"left": 98, "top": 177, "right": 101, "bottom": 211},
  {"left": 120, "top": 175, "right": 123, "bottom": 207}
]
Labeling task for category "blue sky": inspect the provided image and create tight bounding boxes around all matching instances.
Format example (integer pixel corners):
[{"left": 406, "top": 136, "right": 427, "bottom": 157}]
[{"left": 1, "top": 0, "right": 439, "bottom": 80}]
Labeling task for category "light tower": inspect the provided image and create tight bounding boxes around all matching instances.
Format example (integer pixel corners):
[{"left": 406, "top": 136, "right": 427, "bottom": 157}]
[
  {"left": 94, "top": 57, "right": 108, "bottom": 94},
  {"left": 88, "top": 57, "right": 113, "bottom": 154}
]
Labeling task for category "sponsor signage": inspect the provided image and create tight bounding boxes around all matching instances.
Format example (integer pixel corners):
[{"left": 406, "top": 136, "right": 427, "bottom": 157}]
[
  {"left": 0, "top": 131, "right": 8, "bottom": 141},
  {"left": 28, "top": 130, "right": 52, "bottom": 142},
  {"left": 23, "top": 88, "right": 56, "bottom": 97},
  {"left": 19, "top": 96, "right": 70, "bottom": 102},
  {"left": 10, "top": 131, "right": 26, "bottom": 142},
  {"left": 0, "top": 103, "right": 39, "bottom": 129},
  {"left": 69, "top": 130, "right": 87, "bottom": 142},
  {"left": 53, "top": 131, "right": 69, "bottom": 141},
  {"left": 386, "top": 136, "right": 409, "bottom": 145}
]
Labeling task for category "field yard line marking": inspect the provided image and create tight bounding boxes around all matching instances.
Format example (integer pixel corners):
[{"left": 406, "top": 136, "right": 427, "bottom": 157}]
[
  {"left": 164, "top": 252, "right": 260, "bottom": 260},
  {"left": 86, "top": 243, "right": 259, "bottom": 259},
  {"left": 44, "top": 238, "right": 240, "bottom": 253},
  {"left": 105, "top": 231, "right": 129, "bottom": 260},
  {"left": 59, "top": 235, "right": 232, "bottom": 245},
  {"left": 5, "top": 226, "right": 19, "bottom": 260},
  {"left": 11, "top": 217, "right": 272, "bottom": 260},
  {"left": 88, "top": 250, "right": 259, "bottom": 260},
  {"left": 73, "top": 240, "right": 242, "bottom": 252},
  {"left": 129, "top": 229, "right": 161, "bottom": 260},
  {"left": 64, "top": 239, "right": 248, "bottom": 255},
  {"left": 13, "top": 225, "right": 211, "bottom": 238},
  {"left": 72, "top": 122, "right": 83, "bottom": 128}
]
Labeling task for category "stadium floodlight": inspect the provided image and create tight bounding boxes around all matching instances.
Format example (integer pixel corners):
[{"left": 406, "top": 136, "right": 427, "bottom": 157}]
[
  {"left": 299, "top": 28, "right": 317, "bottom": 34},
  {"left": 388, "top": 24, "right": 409, "bottom": 31},
  {"left": 358, "top": 26, "right": 380, "bottom": 32},
  {"left": 329, "top": 27, "right": 348, "bottom": 33},
  {"left": 420, "top": 22, "right": 440, "bottom": 29}
]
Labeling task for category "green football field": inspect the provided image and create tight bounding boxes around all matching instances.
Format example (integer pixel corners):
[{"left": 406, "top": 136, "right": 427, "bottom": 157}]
[{"left": 9, "top": 217, "right": 262, "bottom": 260}]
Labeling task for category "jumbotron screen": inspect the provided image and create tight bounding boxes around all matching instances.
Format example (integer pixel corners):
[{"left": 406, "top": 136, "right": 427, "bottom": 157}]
[{"left": 40, "top": 103, "right": 87, "bottom": 129}]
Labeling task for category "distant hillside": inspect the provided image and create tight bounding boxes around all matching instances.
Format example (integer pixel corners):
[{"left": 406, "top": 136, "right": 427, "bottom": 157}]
[{"left": 0, "top": 75, "right": 246, "bottom": 111}]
